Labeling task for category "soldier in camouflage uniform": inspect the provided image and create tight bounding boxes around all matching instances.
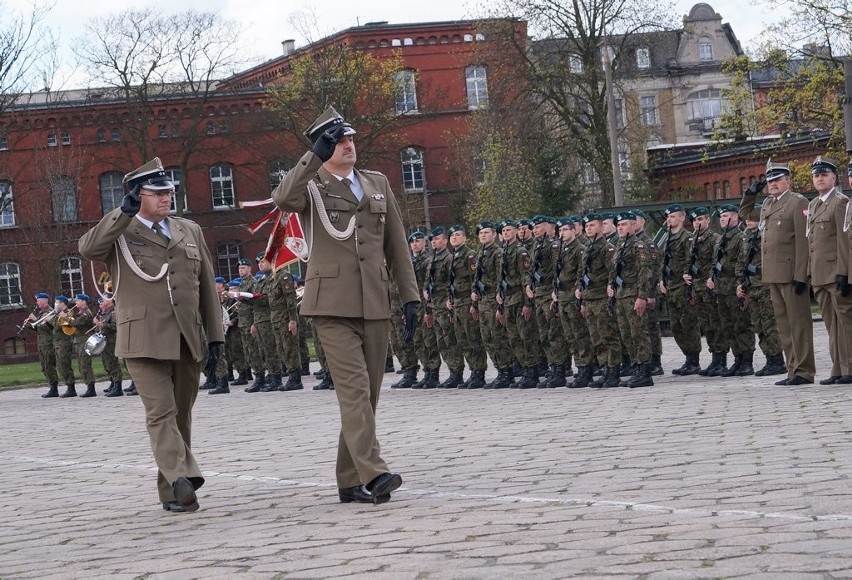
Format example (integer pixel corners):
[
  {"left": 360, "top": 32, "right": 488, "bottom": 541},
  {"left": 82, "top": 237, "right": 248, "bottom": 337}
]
[
  {"left": 517, "top": 218, "right": 544, "bottom": 372},
  {"left": 236, "top": 258, "right": 263, "bottom": 390},
  {"left": 95, "top": 293, "right": 124, "bottom": 397},
  {"left": 659, "top": 204, "right": 703, "bottom": 375},
  {"left": 424, "top": 226, "right": 464, "bottom": 388},
  {"left": 496, "top": 220, "right": 539, "bottom": 388},
  {"left": 608, "top": 212, "right": 654, "bottom": 388},
  {"left": 406, "top": 231, "right": 441, "bottom": 390},
  {"left": 575, "top": 214, "right": 621, "bottom": 388},
  {"left": 736, "top": 204, "right": 787, "bottom": 376},
  {"left": 633, "top": 210, "right": 664, "bottom": 375},
  {"left": 69, "top": 294, "right": 97, "bottom": 398},
  {"left": 389, "top": 279, "right": 419, "bottom": 385},
  {"left": 250, "top": 253, "right": 284, "bottom": 391},
  {"left": 311, "top": 319, "right": 334, "bottom": 390},
  {"left": 49, "top": 295, "right": 77, "bottom": 397},
  {"left": 552, "top": 218, "right": 594, "bottom": 388},
  {"left": 472, "top": 221, "right": 514, "bottom": 389},
  {"left": 270, "top": 267, "right": 303, "bottom": 391},
  {"left": 447, "top": 224, "right": 487, "bottom": 389},
  {"left": 225, "top": 278, "right": 249, "bottom": 385},
  {"left": 706, "top": 204, "right": 755, "bottom": 376},
  {"left": 203, "top": 277, "right": 231, "bottom": 392},
  {"left": 526, "top": 216, "right": 569, "bottom": 387},
  {"left": 28, "top": 292, "right": 60, "bottom": 398},
  {"left": 682, "top": 207, "right": 724, "bottom": 375}
]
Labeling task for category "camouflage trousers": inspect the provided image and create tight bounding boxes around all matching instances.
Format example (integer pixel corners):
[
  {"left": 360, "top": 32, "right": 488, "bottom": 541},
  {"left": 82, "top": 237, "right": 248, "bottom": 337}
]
[
  {"left": 73, "top": 338, "right": 95, "bottom": 384},
  {"left": 478, "top": 301, "right": 512, "bottom": 369},
  {"left": 226, "top": 327, "right": 247, "bottom": 372},
  {"left": 390, "top": 308, "right": 418, "bottom": 369},
  {"left": 416, "top": 306, "right": 441, "bottom": 372},
  {"left": 272, "top": 312, "right": 301, "bottom": 372},
  {"left": 101, "top": 332, "right": 123, "bottom": 382},
  {"left": 534, "top": 294, "right": 567, "bottom": 365},
  {"left": 714, "top": 286, "right": 756, "bottom": 355},
  {"left": 503, "top": 300, "right": 538, "bottom": 368},
  {"left": 616, "top": 295, "right": 651, "bottom": 365},
  {"left": 744, "top": 285, "right": 782, "bottom": 357},
  {"left": 215, "top": 341, "right": 230, "bottom": 379},
  {"left": 666, "top": 285, "right": 702, "bottom": 355},
  {"left": 583, "top": 298, "right": 622, "bottom": 367},
  {"left": 254, "top": 319, "right": 282, "bottom": 374},
  {"left": 646, "top": 299, "right": 662, "bottom": 356},
  {"left": 432, "top": 305, "right": 462, "bottom": 373},
  {"left": 299, "top": 321, "right": 310, "bottom": 368},
  {"left": 239, "top": 324, "right": 263, "bottom": 374},
  {"left": 452, "top": 301, "right": 486, "bottom": 371},
  {"left": 693, "top": 287, "right": 725, "bottom": 353},
  {"left": 557, "top": 298, "right": 593, "bottom": 367},
  {"left": 54, "top": 337, "right": 75, "bottom": 386},
  {"left": 37, "top": 335, "right": 58, "bottom": 384}
]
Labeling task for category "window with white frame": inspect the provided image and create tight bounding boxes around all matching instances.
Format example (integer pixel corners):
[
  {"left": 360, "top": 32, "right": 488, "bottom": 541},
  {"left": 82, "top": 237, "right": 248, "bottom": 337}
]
[
  {"left": 61, "top": 131, "right": 71, "bottom": 145},
  {"left": 686, "top": 88, "right": 727, "bottom": 122},
  {"left": 59, "top": 256, "right": 85, "bottom": 298},
  {"left": 110, "top": 128, "right": 121, "bottom": 141},
  {"left": 0, "top": 135, "right": 8, "bottom": 150},
  {"left": 47, "top": 132, "right": 57, "bottom": 147},
  {"left": 580, "top": 162, "right": 598, "bottom": 189},
  {"left": 217, "top": 241, "right": 241, "bottom": 281},
  {"left": 99, "top": 172, "right": 124, "bottom": 214},
  {"left": 50, "top": 176, "right": 77, "bottom": 222},
  {"left": 636, "top": 48, "right": 650, "bottom": 69},
  {"left": 618, "top": 140, "right": 631, "bottom": 179},
  {"left": 268, "top": 159, "right": 289, "bottom": 190},
  {"left": 640, "top": 95, "right": 658, "bottom": 125},
  {"left": 569, "top": 54, "right": 583, "bottom": 74},
  {"left": 401, "top": 147, "right": 425, "bottom": 192},
  {"left": 96, "top": 129, "right": 105, "bottom": 143},
  {"left": 164, "top": 167, "right": 186, "bottom": 213},
  {"left": 698, "top": 40, "right": 714, "bottom": 61},
  {"left": 0, "top": 181, "right": 14, "bottom": 227},
  {"left": 206, "top": 121, "right": 216, "bottom": 135},
  {"left": 0, "top": 262, "right": 22, "bottom": 309},
  {"left": 210, "top": 164, "right": 235, "bottom": 208},
  {"left": 158, "top": 124, "right": 168, "bottom": 138},
  {"left": 465, "top": 65, "right": 489, "bottom": 110},
  {"left": 394, "top": 69, "right": 418, "bottom": 114}
]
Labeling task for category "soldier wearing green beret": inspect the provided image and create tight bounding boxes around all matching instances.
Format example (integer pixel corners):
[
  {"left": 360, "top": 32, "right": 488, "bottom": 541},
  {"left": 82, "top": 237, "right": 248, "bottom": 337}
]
[
  {"left": 447, "top": 225, "right": 487, "bottom": 389},
  {"left": 633, "top": 212, "right": 664, "bottom": 375},
  {"left": 424, "top": 227, "right": 464, "bottom": 388},
  {"left": 405, "top": 232, "right": 441, "bottom": 389},
  {"left": 251, "top": 252, "right": 285, "bottom": 391}
]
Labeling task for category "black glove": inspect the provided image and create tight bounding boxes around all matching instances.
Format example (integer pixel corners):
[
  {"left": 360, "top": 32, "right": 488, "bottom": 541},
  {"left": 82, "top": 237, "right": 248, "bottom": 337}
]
[
  {"left": 312, "top": 124, "right": 346, "bottom": 162},
  {"left": 744, "top": 178, "right": 767, "bottom": 196},
  {"left": 203, "top": 341, "right": 223, "bottom": 378},
  {"left": 793, "top": 280, "right": 808, "bottom": 295},
  {"left": 837, "top": 274, "right": 851, "bottom": 297},
  {"left": 120, "top": 186, "right": 141, "bottom": 217},
  {"left": 402, "top": 301, "right": 418, "bottom": 343}
]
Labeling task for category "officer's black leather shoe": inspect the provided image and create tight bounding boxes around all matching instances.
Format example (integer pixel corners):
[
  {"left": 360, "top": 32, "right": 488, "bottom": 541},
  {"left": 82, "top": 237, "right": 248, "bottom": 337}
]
[
  {"left": 785, "top": 375, "right": 813, "bottom": 386},
  {"left": 339, "top": 485, "right": 390, "bottom": 504},
  {"left": 775, "top": 377, "right": 790, "bottom": 385},
  {"left": 819, "top": 376, "right": 840, "bottom": 385},
  {"left": 172, "top": 477, "right": 199, "bottom": 512},
  {"left": 836, "top": 376, "right": 852, "bottom": 384},
  {"left": 367, "top": 473, "right": 402, "bottom": 503},
  {"left": 162, "top": 501, "right": 195, "bottom": 513}
]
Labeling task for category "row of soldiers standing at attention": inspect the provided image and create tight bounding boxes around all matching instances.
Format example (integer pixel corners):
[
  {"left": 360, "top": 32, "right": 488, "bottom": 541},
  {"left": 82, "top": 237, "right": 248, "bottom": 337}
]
[{"left": 386, "top": 156, "right": 852, "bottom": 390}]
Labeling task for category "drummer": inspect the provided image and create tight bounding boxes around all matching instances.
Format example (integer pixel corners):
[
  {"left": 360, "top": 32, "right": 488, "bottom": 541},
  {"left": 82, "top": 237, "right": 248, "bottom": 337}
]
[
  {"left": 96, "top": 293, "right": 124, "bottom": 397},
  {"left": 71, "top": 293, "right": 98, "bottom": 398}
]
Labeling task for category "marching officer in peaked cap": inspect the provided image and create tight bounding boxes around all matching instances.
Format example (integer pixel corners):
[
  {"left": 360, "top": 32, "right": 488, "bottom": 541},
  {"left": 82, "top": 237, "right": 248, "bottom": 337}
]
[
  {"left": 272, "top": 106, "right": 418, "bottom": 505},
  {"left": 80, "top": 157, "right": 224, "bottom": 513},
  {"left": 807, "top": 157, "right": 852, "bottom": 384},
  {"left": 740, "top": 160, "right": 814, "bottom": 385}
]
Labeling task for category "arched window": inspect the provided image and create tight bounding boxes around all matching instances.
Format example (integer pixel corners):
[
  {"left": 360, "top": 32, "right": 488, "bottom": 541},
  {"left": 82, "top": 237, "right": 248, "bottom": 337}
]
[
  {"left": 59, "top": 256, "right": 84, "bottom": 298},
  {"left": 50, "top": 176, "right": 77, "bottom": 223},
  {"left": 217, "top": 241, "right": 241, "bottom": 281},
  {"left": 0, "top": 181, "right": 15, "bottom": 227},
  {"left": 0, "top": 262, "right": 22, "bottom": 309},
  {"left": 163, "top": 167, "right": 186, "bottom": 213},
  {"left": 400, "top": 147, "right": 425, "bottom": 192},
  {"left": 4, "top": 336, "right": 25, "bottom": 355},
  {"left": 636, "top": 48, "right": 650, "bottom": 69},
  {"left": 465, "top": 65, "right": 489, "bottom": 110},
  {"left": 393, "top": 69, "right": 418, "bottom": 114},
  {"left": 99, "top": 171, "right": 124, "bottom": 214},
  {"left": 210, "top": 164, "right": 235, "bottom": 208}
]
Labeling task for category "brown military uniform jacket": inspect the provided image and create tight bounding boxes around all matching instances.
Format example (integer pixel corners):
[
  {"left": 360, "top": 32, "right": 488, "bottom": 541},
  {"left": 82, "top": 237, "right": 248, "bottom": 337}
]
[
  {"left": 78, "top": 208, "right": 224, "bottom": 361},
  {"left": 807, "top": 187, "right": 849, "bottom": 287},
  {"left": 741, "top": 190, "right": 809, "bottom": 284},
  {"left": 272, "top": 151, "right": 419, "bottom": 318}
]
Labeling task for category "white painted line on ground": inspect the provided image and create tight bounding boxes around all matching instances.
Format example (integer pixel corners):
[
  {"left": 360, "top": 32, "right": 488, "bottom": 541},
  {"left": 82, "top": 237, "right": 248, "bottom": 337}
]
[{"left": 10, "top": 454, "right": 852, "bottom": 522}]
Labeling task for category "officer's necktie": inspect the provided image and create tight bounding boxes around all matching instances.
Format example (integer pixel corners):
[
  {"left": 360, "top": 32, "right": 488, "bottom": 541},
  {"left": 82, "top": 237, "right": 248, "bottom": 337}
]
[
  {"left": 151, "top": 221, "right": 170, "bottom": 244},
  {"left": 342, "top": 177, "right": 362, "bottom": 202}
]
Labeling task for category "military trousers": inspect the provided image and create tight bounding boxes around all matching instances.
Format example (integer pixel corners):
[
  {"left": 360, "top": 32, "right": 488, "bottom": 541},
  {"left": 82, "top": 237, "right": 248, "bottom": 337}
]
[
  {"left": 54, "top": 336, "right": 75, "bottom": 386},
  {"left": 73, "top": 338, "right": 95, "bottom": 385},
  {"left": 125, "top": 338, "right": 204, "bottom": 504},
  {"left": 583, "top": 298, "right": 621, "bottom": 367},
  {"left": 478, "top": 302, "right": 512, "bottom": 369},
  {"left": 37, "top": 334, "right": 58, "bottom": 384},
  {"left": 452, "top": 301, "right": 486, "bottom": 371},
  {"left": 101, "top": 332, "right": 123, "bottom": 382},
  {"left": 271, "top": 311, "right": 301, "bottom": 372},
  {"left": 665, "top": 286, "right": 702, "bottom": 355},
  {"left": 239, "top": 324, "right": 263, "bottom": 374},
  {"left": 390, "top": 308, "right": 418, "bottom": 370},
  {"left": 534, "top": 294, "right": 567, "bottom": 365},
  {"left": 645, "top": 299, "right": 662, "bottom": 356},
  {"left": 768, "top": 282, "right": 815, "bottom": 381},
  {"left": 299, "top": 321, "right": 310, "bottom": 369},
  {"left": 814, "top": 284, "right": 852, "bottom": 377},
  {"left": 416, "top": 306, "right": 441, "bottom": 372},
  {"left": 693, "top": 286, "right": 724, "bottom": 353},
  {"left": 432, "top": 304, "right": 463, "bottom": 373},
  {"left": 313, "top": 316, "right": 391, "bottom": 488},
  {"left": 557, "top": 299, "right": 593, "bottom": 367},
  {"left": 504, "top": 301, "right": 538, "bottom": 368},
  {"left": 715, "top": 288, "right": 755, "bottom": 355},
  {"left": 254, "top": 318, "right": 282, "bottom": 374},
  {"left": 616, "top": 295, "right": 651, "bottom": 365},
  {"left": 744, "top": 285, "right": 782, "bottom": 358},
  {"left": 225, "top": 327, "right": 247, "bottom": 373}
]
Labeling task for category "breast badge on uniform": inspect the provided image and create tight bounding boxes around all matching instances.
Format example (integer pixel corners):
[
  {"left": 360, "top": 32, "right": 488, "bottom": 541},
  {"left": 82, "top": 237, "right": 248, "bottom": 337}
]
[
  {"left": 371, "top": 193, "right": 385, "bottom": 200},
  {"left": 328, "top": 210, "right": 339, "bottom": 223}
]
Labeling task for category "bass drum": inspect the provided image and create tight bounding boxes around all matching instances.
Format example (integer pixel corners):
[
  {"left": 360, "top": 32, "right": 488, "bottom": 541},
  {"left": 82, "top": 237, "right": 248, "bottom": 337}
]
[{"left": 84, "top": 332, "right": 107, "bottom": 356}]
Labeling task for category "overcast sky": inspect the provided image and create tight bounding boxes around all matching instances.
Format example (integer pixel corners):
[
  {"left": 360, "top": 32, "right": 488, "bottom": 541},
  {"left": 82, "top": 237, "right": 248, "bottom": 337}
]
[{"left": 8, "top": 0, "right": 777, "bottom": 88}]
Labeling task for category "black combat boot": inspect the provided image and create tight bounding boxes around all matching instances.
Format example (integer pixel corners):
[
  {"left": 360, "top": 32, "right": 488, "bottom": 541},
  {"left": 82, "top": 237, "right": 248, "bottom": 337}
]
[
  {"left": 264, "top": 372, "right": 283, "bottom": 391},
  {"left": 570, "top": 365, "right": 593, "bottom": 388},
  {"left": 60, "top": 384, "right": 77, "bottom": 398},
  {"left": 620, "top": 364, "right": 640, "bottom": 387},
  {"left": 439, "top": 370, "right": 463, "bottom": 389},
  {"left": 200, "top": 373, "right": 216, "bottom": 390},
  {"left": 486, "top": 368, "right": 507, "bottom": 389},
  {"left": 245, "top": 371, "right": 266, "bottom": 393},
  {"left": 546, "top": 364, "right": 567, "bottom": 388},
  {"left": 591, "top": 366, "right": 609, "bottom": 387},
  {"left": 228, "top": 366, "right": 235, "bottom": 382},
  {"left": 466, "top": 369, "right": 486, "bottom": 389},
  {"left": 699, "top": 352, "right": 718, "bottom": 376},
  {"left": 102, "top": 381, "right": 115, "bottom": 396},
  {"left": 209, "top": 376, "right": 230, "bottom": 394},
  {"left": 721, "top": 353, "right": 740, "bottom": 377},
  {"left": 106, "top": 380, "right": 124, "bottom": 397},
  {"left": 536, "top": 360, "right": 549, "bottom": 379},
  {"left": 707, "top": 351, "right": 728, "bottom": 377},
  {"left": 671, "top": 356, "right": 688, "bottom": 375},
  {"left": 421, "top": 368, "right": 439, "bottom": 389},
  {"left": 301, "top": 360, "right": 310, "bottom": 376},
  {"left": 736, "top": 351, "right": 755, "bottom": 376},
  {"left": 602, "top": 366, "right": 622, "bottom": 388},
  {"left": 384, "top": 356, "right": 395, "bottom": 373},
  {"left": 392, "top": 367, "right": 418, "bottom": 389},
  {"left": 628, "top": 363, "right": 655, "bottom": 388},
  {"left": 313, "top": 371, "right": 333, "bottom": 390},
  {"left": 680, "top": 353, "right": 701, "bottom": 375},
  {"left": 280, "top": 370, "right": 304, "bottom": 391},
  {"left": 42, "top": 382, "right": 59, "bottom": 398},
  {"left": 649, "top": 354, "right": 664, "bottom": 376},
  {"left": 619, "top": 355, "right": 633, "bottom": 377},
  {"left": 232, "top": 370, "right": 248, "bottom": 386},
  {"left": 517, "top": 367, "right": 539, "bottom": 389},
  {"left": 313, "top": 367, "right": 325, "bottom": 378},
  {"left": 511, "top": 361, "right": 524, "bottom": 379},
  {"left": 125, "top": 382, "right": 138, "bottom": 396},
  {"left": 80, "top": 383, "right": 97, "bottom": 398},
  {"left": 756, "top": 352, "right": 786, "bottom": 376}
]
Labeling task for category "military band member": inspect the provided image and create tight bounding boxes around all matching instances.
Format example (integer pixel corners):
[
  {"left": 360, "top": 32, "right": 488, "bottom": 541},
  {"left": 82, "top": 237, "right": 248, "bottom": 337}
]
[
  {"left": 741, "top": 161, "right": 814, "bottom": 385},
  {"left": 807, "top": 157, "right": 852, "bottom": 384},
  {"left": 269, "top": 265, "right": 303, "bottom": 391},
  {"left": 50, "top": 295, "right": 77, "bottom": 397},
  {"left": 96, "top": 293, "right": 124, "bottom": 396},
  {"left": 425, "top": 226, "right": 464, "bottom": 388},
  {"left": 575, "top": 214, "right": 621, "bottom": 388},
  {"left": 447, "top": 224, "right": 487, "bottom": 389},
  {"left": 248, "top": 254, "right": 284, "bottom": 391},
  {"left": 224, "top": 278, "right": 250, "bottom": 386},
  {"left": 66, "top": 293, "right": 96, "bottom": 398},
  {"left": 27, "top": 292, "right": 60, "bottom": 398},
  {"left": 659, "top": 204, "right": 703, "bottom": 375}
]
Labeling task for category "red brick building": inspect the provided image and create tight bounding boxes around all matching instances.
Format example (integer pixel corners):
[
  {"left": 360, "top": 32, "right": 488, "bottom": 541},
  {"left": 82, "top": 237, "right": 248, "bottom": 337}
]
[{"left": 0, "top": 19, "right": 524, "bottom": 363}]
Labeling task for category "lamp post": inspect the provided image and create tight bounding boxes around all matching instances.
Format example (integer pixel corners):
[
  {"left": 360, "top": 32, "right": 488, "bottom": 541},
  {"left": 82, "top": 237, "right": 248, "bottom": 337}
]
[{"left": 602, "top": 44, "right": 624, "bottom": 207}]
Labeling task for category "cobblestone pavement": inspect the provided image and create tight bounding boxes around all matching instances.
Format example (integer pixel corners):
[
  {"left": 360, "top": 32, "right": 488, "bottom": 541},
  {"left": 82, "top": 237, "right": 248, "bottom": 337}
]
[{"left": 2, "top": 325, "right": 852, "bottom": 578}]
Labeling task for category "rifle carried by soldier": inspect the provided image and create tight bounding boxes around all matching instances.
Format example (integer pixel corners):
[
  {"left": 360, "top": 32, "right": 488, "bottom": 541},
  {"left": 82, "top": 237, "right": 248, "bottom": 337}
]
[
  {"left": 497, "top": 240, "right": 510, "bottom": 319},
  {"left": 424, "top": 253, "right": 436, "bottom": 316},
  {"left": 661, "top": 226, "right": 673, "bottom": 288},
  {"left": 577, "top": 242, "right": 594, "bottom": 312},
  {"left": 472, "top": 250, "right": 486, "bottom": 314},
  {"left": 738, "top": 231, "right": 760, "bottom": 310},
  {"left": 608, "top": 236, "right": 626, "bottom": 317},
  {"left": 447, "top": 247, "right": 457, "bottom": 311},
  {"left": 552, "top": 237, "right": 564, "bottom": 314},
  {"left": 708, "top": 234, "right": 728, "bottom": 299},
  {"left": 684, "top": 232, "right": 701, "bottom": 305}
]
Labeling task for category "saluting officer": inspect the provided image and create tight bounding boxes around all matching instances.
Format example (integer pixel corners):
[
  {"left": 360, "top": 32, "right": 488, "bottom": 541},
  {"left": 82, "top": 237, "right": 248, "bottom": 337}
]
[
  {"left": 740, "top": 161, "right": 814, "bottom": 385},
  {"left": 807, "top": 157, "right": 852, "bottom": 384}
]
